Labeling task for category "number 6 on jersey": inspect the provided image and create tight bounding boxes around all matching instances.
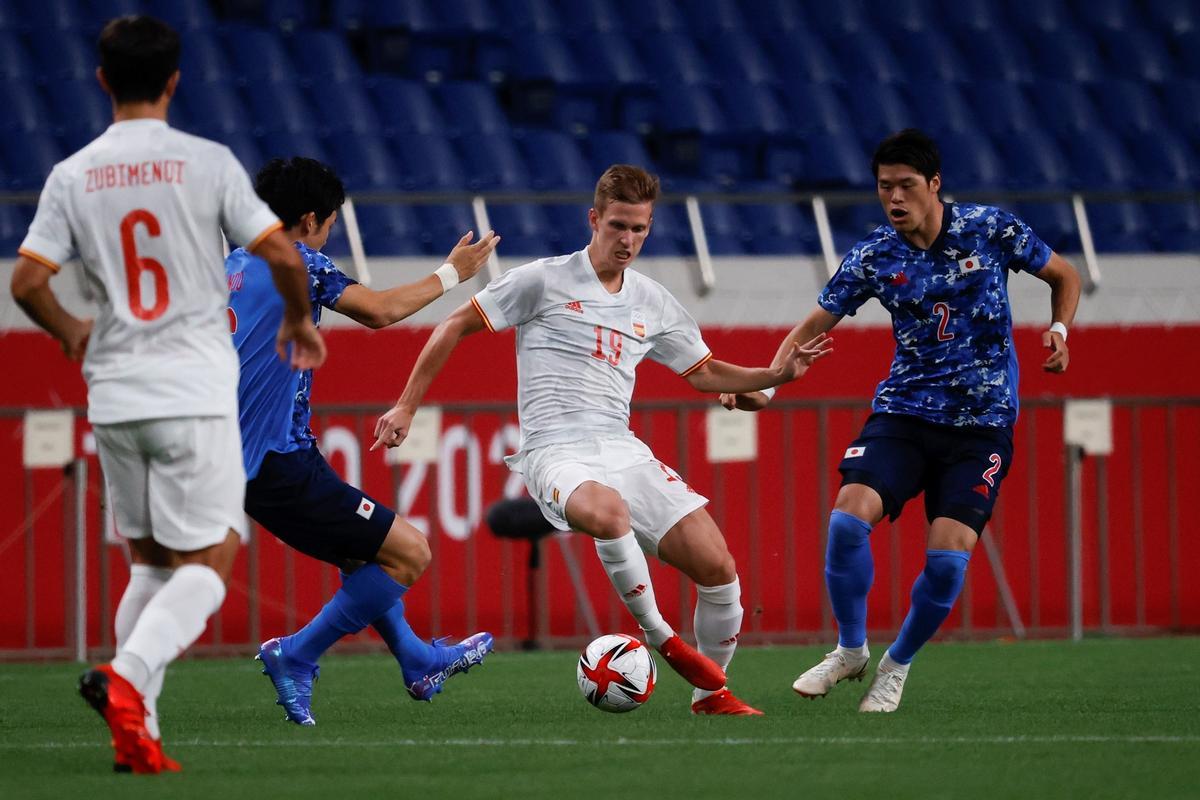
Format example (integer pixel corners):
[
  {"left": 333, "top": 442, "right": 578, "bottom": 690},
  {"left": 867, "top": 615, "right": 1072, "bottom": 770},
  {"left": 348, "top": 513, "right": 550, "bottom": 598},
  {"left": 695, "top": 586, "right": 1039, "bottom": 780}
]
[{"left": 120, "top": 209, "right": 170, "bottom": 321}]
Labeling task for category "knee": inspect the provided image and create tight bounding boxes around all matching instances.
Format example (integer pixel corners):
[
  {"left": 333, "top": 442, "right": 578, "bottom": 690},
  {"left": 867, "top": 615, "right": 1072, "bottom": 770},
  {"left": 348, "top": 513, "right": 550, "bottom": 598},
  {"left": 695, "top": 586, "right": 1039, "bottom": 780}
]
[
  {"left": 920, "top": 550, "right": 971, "bottom": 603},
  {"left": 695, "top": 553, "right": 737, "bottom": 588},
  {"left": 376, "top": 526, "right": 432, "bottom": 584},
  {"left": 826, "top": 510, "right": 873, "bottom": 563},
  {"left": 581, "top": 498, "right": 631, "bottom": 539},
  {"left": 834, "top": 485, "right": 885, "bottom": 524}
]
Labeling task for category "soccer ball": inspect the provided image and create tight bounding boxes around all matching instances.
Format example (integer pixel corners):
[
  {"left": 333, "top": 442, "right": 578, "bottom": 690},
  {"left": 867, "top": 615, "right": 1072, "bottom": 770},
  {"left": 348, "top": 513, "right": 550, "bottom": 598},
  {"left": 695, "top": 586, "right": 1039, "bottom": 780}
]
[{"left": 576, "top": 634, "right": 656, "bottom": 713}]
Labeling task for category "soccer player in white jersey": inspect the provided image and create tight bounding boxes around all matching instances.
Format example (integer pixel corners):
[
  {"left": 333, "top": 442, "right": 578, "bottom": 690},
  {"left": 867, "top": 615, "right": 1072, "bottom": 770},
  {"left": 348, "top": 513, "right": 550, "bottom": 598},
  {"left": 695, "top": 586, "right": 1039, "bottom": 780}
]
[
  {"left": 9, "top": 16, "right": 325, "bottom": 773},
  {"left": 373, "top": 165, "right": 831, "bottom": 715}
]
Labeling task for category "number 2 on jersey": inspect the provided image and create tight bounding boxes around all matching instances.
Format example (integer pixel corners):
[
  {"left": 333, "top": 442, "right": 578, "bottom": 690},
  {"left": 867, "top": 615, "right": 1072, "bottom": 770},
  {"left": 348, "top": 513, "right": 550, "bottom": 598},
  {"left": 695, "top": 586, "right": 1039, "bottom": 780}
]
[
  {"left": 120, "top": 209, "right": 170, "bottom": 321},
  {"left": 591, "top": 325, "right": 623, "bottom": 366},
  {"left": 933, "top": 302, "right": 954, "bottom": 342}
]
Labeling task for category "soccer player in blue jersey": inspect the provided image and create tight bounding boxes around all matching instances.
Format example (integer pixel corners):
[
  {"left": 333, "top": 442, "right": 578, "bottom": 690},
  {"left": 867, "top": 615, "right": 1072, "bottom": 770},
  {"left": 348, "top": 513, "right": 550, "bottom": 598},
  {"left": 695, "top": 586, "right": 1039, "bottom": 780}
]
[
  {"left": 724, "top": 129, "right": 1082, "bottom": 712},
  {"left": 227, "top": 157, "right": 500, "bottom": 725}
]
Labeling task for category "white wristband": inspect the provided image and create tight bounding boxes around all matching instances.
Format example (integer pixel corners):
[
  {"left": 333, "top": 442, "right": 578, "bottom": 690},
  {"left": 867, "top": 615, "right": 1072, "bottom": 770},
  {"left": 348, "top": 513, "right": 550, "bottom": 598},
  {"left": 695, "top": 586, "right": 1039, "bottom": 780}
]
[
  {"left": 760, "top": 387, "right": 777, "bottom": 400},
  {"left": 434, "top": 263, "right": 459, "bottom": 294},
  {"left": 1049, "top": 321, "right": 1068, "bottom": 341}
]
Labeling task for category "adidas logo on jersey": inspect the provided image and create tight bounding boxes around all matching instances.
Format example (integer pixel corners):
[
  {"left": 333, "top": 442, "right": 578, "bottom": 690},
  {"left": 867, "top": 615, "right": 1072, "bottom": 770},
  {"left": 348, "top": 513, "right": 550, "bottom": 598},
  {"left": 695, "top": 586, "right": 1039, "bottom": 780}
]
[{"left": 564, "top": 300, "right": 584, "bottom": 313}]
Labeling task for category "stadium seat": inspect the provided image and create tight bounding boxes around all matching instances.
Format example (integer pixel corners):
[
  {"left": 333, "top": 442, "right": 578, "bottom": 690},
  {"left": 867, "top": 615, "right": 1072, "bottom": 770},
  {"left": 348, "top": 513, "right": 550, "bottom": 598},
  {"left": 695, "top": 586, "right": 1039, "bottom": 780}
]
[
  {"left": 45, "top": 80, "right": 110, "bottom": 151},
  {"left": 762, "top": 142, "right": 805, "bottom": 188},
  {"left": 1015, "top": 202, "right": 1080, "bottom": 253},
  {"left": 1174, "top": 29, "right": 1200, "bottom": 78},
  {"left": 0, "top": 32, "right": 35, "bottom": 81},
  {"left": 910, "top": 83, "right": 978, "bottom": 136},
  {"left": 259, "top": 129, "right": 328, "bottom": 164},
  {"left": 637, "top": 203, "right": 688, "bottom": 256},
  {"left": 782, "top": 82, "right": 854, "bottom": 138},
  {"left": 499, "top": 0, "right": 562, "bottom": 32},
  {"left": 586, "top": 131, "right": 656, "bottom": 175},
  {"left": 1, "top": 133, "right": 62, "bottom": 190},
  {"left": 889, "top": 28, "right": 969, "bottom": 82},
  {"left": 242, "top": 79, "right": 310, "bottom": 134},
  {"left": 658, "top": 85, "right": 728, "bottom": 136},
  {"left": 829, "top": 29, "right": 903, "bottom": 84},
  {"left": 1149, "top": 202, "right": 1200, "bottom": 251},
  {"left": 697, "top": 202, "right": 749, "bottom": 255},
  {"left": 428, "top": 0, "right": 502, "bottom": 35},
  {"left": 619, "top": 0, "right": 687, "bottom": 33},
  {"left": 685, "top": 0, "right": 748, "bottom": 37},
  {"left": 802, "top": 134, "right": 873, "bottom": 190},
  {"left": 887, "top": 0, "right": 939, "bottom": 32},
  {"left": 1126, "top": 131, "right": 1198, "bottom": 191},
  {"left": 508, "top": 32, "right": 582, "bottom": 84},
  {"left": 1096, "top": 25, "right": 1176, "bottom": 83},
  {"left": 515, "top": 131, "right": 592, "bottom": 191},
  {"left": 0, "top": 83, "right": 52, "bottom": 134},
  {"left": 15, "top": 0, "right": 81, "bottom": 31},
  {"left": 1003, "top": 0, "right": 1075, "bottom": 32},
  {"left": 829, "top": 203, "right": 886, "bottom": 253},
  {"left": 288, "top": 30, "right": 363, "bottom": 84},
  {"left": 806, "top": 0, "right": 870, "bottom": 34},
  {"left": 1160, "top": 79, "right": 1200, "bottom": 140},
  {"left": 1065, "top": 131, "right": 1137, "bottom": 190},
  {"left": 456, "top": 132, "right": 530, "bottom": 190},
  {"left": 937, "top": 132, "right": 1004, "bottom": 191},
  {"left": 179, "top": 31, "right": 234, "bottom": 84},
  {"left": 370, "top": 78, "right": 445, "bottom": 136},
  {"left": 1146, "top": 0, "right": 1196, "bottom": 34},
  {"left": 352, "top": 205, "right": 426, "bottom": 255},
  {"left": 486, "top": 204, "right": 554, "bottom": 256},
  {"left": 223, "top": 25, "right": 295, "bottom": 84},
  {"left": 27, "top": 29, "right": 94, "bottom": 81},
  {"left": 263, "top": 0, "right": 316, "bottom": 33},
  {"left": 218, "top": 132, "right": 264, "bottom": 175},
  {"left": 741, "top": 203, "right": 820, "bottom": 255},
  {"left": 434, "top": 82, "right": 510, "bottom": 137},
  {"left": 327, "top": 0, "right": 369, "bottom": 32},
  {"left": 543, "top": 203, "right": 591, "bottom": 250},
  {"left": 392, "top": 133, "right": 467, "bottom": 190},
  {"left": 313, "top": 81, "right": 381, "bottom": 136},
  {"left": 1091, "top": 80, "right": 1168, "bottom": 136},
  {"left": 843, "top": 82, "right": 918, "bottom": 143},
  {"left": 1086, "top": 202, "right": 1152, "bottom": 252},
  {"left": 175, "top": 80, "right": 248, "bottom": 139},
  {"left": 1071, "top": 0, "right": 1137, "bottom": 32},
  {"left": 638, "top": 31, "right": 713, "bottom": 85},
  {"left": 938, "top": 0, "right": 1001, "bottom": 31},
  {"left": 1027, "top": 80, "right": 1103, "bottom": 135},
  {"left": 0, "top": 205, "right": 33, "bottom": 254},
  {"left": 703, "top": 29, "right": 779, "bottom": 86},
  {"left": 995, "top": 130, "right": 1071, "bottom": 191},
  {"left": 82, "top": 0, "right": 142, "bottom": 34},
  {"left": 962, "top": 27, "right": 1035, "bottom": 82},
  {"left": 146, "top": 0, "right": 216, "bottom": 32},
  {"left": 969, "top": 81, "right": 1037, "bottom": 134},
  {"left": 761, "top": 29, "right": 842, "bottom": 84},
  {"left": 718, "top": 84, "right": 790, "bottom": 138},
  {"left": 739, "top": 0, "right": 807, "bottom": 34},
  {"left": 326, "top": 132, "right": 402, "bottom": 190},
  {"left": 365, "top": 0, "right": 438, "bottom": 31},
  {"left": 569, "top": 33, "right": 651, "bottom": 87},
  {"left": 418, "top": 203, "right": 479, "bottom": 252},
  {"left": 1029, "top": 28, "right": 1106, "bottom": 83}
]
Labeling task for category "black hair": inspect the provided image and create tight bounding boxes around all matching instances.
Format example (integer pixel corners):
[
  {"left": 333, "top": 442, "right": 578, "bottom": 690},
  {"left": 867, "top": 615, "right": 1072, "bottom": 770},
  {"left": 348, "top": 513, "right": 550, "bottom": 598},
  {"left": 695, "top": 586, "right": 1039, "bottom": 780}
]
[
  {"left": 97, "top": 16, "right": 181, "bottom": 105},
  {"left": 254, "top": 157, "right": 346, "bottom": 229},
  {"left": 871, "top": 129, "right": 941, "bottom": 182}
]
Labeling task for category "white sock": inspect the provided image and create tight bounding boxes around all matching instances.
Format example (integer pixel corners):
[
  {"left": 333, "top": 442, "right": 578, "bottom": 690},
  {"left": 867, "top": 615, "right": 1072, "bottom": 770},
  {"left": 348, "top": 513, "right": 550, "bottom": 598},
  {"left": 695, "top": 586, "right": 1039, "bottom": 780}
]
[
  {"left": 880, "top": 649, "right": 909, "bottom": 674},
  {"left": 692, "top": 578, "right": 743, "bottom": 701},
  {"left": 837, "top": 642, "right": 869, "bottom": 660},
  {"left": 114, "top": 564, "right": 172, "bottom": 739},
  {"left": 594, "top": 533, "right": 674, "bottom": 648},
  {"left": 113, "top": 564, "right": 226, "bottom": 694}
]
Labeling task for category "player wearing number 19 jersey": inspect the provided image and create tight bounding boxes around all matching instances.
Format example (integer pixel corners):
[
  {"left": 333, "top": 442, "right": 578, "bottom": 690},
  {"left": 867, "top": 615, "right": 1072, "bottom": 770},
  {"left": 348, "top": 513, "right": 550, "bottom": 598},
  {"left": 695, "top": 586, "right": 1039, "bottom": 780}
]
[
  {"left": 9, "top": 16, "right": 323, "bottom": 773},
  {"left": 726, "top": 129, "right": 1081, "bottom": 713}
]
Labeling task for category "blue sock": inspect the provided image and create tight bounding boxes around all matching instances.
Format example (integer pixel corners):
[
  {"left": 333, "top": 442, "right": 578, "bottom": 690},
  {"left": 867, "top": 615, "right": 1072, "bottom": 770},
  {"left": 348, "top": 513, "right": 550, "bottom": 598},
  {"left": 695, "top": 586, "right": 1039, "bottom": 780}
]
[
  {"left": 825, "top": 510, "right": 875, "bottom": 649},
  {"left": 889, "top": 549, "right": 971, "bottom": 665},
  {"left": 368, "top": 593, "right": 438, "bottom": 676},
  {"left": 284, "top": 564, "right": 407, "bottom": 667}
]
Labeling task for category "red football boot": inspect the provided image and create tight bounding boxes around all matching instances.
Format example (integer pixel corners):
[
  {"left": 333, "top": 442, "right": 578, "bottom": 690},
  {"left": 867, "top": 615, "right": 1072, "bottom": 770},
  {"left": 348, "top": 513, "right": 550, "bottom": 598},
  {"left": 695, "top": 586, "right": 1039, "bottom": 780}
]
[
  {"left": 78, "top": 665, "right": 164, "bottom": 774},
  {"left": 656, "top": 635, "right": 726, "bottom": 691},
  {"left": 691, "top": 688, "right": 764, "bottom": 716}
]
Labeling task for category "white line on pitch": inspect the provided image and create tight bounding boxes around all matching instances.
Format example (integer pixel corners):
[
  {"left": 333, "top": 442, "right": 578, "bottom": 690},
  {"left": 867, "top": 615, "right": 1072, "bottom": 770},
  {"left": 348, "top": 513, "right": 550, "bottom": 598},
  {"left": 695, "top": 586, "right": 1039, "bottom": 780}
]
[{"left": 3, "top": 735, "right": 1198, "bottom": 750}]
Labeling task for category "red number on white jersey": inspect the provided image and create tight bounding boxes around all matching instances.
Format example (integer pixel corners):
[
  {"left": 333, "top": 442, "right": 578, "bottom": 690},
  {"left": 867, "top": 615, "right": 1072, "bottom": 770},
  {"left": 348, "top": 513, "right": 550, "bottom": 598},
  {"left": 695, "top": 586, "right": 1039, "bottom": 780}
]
[
  {"left": 120, "top": 209, "right": 170, "bottom": 321},
  {"left": 933, "top": 302, "right": 954, "bottom": 342},
  {"left": 591, "top": 325, "right": 623, "bottom": 366},
  {"left": 982, "top": 453, "right": 1002, "bottom": 487}
]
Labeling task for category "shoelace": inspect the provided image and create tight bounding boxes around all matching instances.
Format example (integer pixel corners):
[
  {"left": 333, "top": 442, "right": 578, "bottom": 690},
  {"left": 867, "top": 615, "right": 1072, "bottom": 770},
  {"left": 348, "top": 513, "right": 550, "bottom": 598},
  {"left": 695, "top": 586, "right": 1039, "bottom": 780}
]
[
  {"left": 870, "top": 670, "right": 906, "bottom": 699},
  {"left": 809, "top": 651, "right": 846, "bottom": 678}
]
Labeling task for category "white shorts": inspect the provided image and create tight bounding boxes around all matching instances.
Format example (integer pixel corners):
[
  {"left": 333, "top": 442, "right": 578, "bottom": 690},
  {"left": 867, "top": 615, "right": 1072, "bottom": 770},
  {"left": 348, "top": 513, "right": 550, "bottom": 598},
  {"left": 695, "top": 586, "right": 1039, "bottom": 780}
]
[
  {"left": 94, "top": 415, "right": 247, "bottom": 552},
  {"left": 506, "top": 435, "right": 709, "bottom": 556}
]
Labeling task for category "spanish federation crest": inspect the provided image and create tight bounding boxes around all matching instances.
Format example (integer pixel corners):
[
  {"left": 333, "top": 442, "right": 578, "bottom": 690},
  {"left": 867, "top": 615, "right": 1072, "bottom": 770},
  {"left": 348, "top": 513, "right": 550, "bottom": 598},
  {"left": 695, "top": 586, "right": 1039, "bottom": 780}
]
[{"left": 631, "top": 311, "right": 647, "bottom": 338}]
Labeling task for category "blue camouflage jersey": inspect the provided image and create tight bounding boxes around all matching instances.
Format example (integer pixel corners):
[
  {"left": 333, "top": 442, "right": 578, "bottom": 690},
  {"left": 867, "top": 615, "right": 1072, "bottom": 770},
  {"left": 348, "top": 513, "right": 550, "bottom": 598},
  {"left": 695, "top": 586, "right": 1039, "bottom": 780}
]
[
  {"left": 818, "top": 202, "right": 1052, "bottom": 428},
  {"left": 226, "top": 242, "right": 356, "bottom": 479}
]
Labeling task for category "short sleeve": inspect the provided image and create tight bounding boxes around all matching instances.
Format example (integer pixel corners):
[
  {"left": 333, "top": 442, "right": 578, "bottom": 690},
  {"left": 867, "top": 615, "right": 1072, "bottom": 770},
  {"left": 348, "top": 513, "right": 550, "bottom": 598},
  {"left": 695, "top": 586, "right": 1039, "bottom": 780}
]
[
  {"left": 18, "top": 166, "right": 75, "bottom": 271},
  {"left": 646, "top": 291, "right": 712, "bottom": 376},
  {"left": 217, "top": 147, "right": 282, "bottom": 249},
  {"left": 471, "top": 262, "right": 545, "bottom": 332},
  {"left": 996, "top": 209, "right": 1052, "bottom": 274},
  {"left": 305, "top": 248, "right": 358, "bottom": 309},
  {"left": 817, "top": 247, "right": 873, "bottom": 318}
]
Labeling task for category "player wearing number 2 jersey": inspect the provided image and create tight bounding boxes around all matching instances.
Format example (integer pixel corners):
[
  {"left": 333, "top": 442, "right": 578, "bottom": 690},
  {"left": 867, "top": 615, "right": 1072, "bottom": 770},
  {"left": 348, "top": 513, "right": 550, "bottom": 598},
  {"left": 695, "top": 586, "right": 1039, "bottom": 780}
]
[
  {"left": 725, "top": 129, "right": 1082, "bottom": 713},
  {"left": 374, "top": 165, "right": 832, "bottom": 715},
  {"left": 9, "top": 16, "right": 324, "bottom": 773}
]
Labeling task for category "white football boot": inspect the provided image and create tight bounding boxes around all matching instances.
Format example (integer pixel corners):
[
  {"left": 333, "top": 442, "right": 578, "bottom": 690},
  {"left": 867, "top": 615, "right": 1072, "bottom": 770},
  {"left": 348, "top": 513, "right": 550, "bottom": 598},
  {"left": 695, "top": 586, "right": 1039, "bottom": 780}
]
[
  {"left": 791, "top": 645, "right": 870, "bottom": 698},
  {"left": 858, "top": 651, "right": 909, "bottom": 713}
]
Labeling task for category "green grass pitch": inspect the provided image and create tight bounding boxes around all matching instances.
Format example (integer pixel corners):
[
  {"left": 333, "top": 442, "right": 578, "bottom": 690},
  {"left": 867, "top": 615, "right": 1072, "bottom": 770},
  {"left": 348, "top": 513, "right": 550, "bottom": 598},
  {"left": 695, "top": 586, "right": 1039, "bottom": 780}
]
[{"left": 1, "top": 638, "right": 1197, "bottom": 799}]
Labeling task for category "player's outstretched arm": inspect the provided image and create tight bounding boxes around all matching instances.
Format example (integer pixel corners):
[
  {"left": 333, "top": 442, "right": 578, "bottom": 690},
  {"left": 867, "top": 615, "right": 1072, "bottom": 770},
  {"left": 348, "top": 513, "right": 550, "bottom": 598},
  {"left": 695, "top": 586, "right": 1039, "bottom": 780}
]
[
  {"left": 251, "top": 229, "right": 326, "bottom": 370},
  {"left": 1032, "top": 252, "right": 1081, "bottom": 374},
  {"left": 334, "top": 231, "right": 500, "bottom": 329},
  {"left": 10, "top": 256, "right": 93, "bottom": 360},
  {"left": 688, "top": 332, "right": 832, "bottom": 394},
  {"left": 719, "top": 306, "right": 841, "bottom": 411},
  {"left": 371, "top": 301, "right": 486, "bottom": 451}
]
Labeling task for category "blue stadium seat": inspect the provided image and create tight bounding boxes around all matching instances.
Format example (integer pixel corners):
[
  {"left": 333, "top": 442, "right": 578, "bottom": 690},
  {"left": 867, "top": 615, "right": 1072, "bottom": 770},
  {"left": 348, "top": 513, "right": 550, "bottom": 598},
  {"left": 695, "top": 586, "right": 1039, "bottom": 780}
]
[
  {"left": 1027, "top": 80, "right": 1103, "bottom": 135},
  {"left": 782, "top": 82, "right": 854, "bottom": 137},
  {"left": 1, "top": 133, "right": 62, "bottom": 190},
  {"left": 996, "top": 130, "right": 1070, "bottom": 191},
  {"left": 486, "top": 204, "right": 554, "bottom": 256},
  {"left": 1175, "top": 30, "right": 1200, "bottom": 78},
  {"left": 829, "top": 29, "right": 903, "bottom": 84},
  {"left": 218, "top": 132, "right": 264, "bottom": 176},
  {"left": 0, "top": 205, "right": 33, "bottom": 254},
  {"left": 1149, "top": 202, "right": 1200, "bottom": 251},
  {"left": 259, "top": 129, "right": 328, "bottom": 164},
  {"left": 1029, "top": 29, "right": 1105, "bottom": 82},
  {"left": 353, "top": 205, "right": 426, "bottom": 255},
  {"left": 969, "top": 81, "right": 1037, "bottom": 134},
  {"left": 28, "top": 29, "right": 93, "bottom": 81},
  {"left": 16, "top": 0, "right": 82, "bottom": 31},
  {"left": 586, "top": 131, "right": 656, "bottom": 175},
  {"left": 1126, "top": 131, "right": 1198, "bottom": 191},
  {"left": 82, "top": 0, "right": 142, "bottom": 35},
  {"left": 176, "top": 80, "right": 248, "bottom": 139},
  {"left": 962, "top": 27, "right": 1035, "bottom": 82},
  {"left": 843, "top": 82, "right": 918, "bottom": 143},
  {"left": 741, "top": 203, "right": 820, "bottom": 254},
  {"left": 370, "top": 78, "right": 446, "bottom": 136},
  {"left": 0, "top": 32, "right": 35, "bottom": 81},
  {"left": 1086, "top": 202, "right": 1152, "bottom": 252},
  {"left": 314, "top": 82, "right": 381, "bottom": 136},
  {"left": 910, "top": 83, "right": 978, "bottom": 136},
  {"left": 45, "top": 80, "right": 110, "bottom": 151},
  {"left": 938, "top": 0, "right": 1001, "bottom": 31},
  {"left": 659, "top": 85, "right": 728, "bottom": 136},
  {"left": 1091, "top": 80, "right": 1168, "bottom": 136},
  {"left": 686, "top": 0, "right": 748, "bottom": 37},
  {"left": 419, "top": 204, "right": 478, "bottom": 253},
  {"left": 802, "top": 134, "right": 873, "bottom": 189},
  {"left": 638, "top": 31, "right": 713, "bottom": 85},
  {"left": 392, "top": 134, "right": 466, "bottom": 190},
  {"left": 499, "top": 0, "right": 561, "bottom": 32},
  {"left": 638, "top": 203, "right": 687, "bottom": 256},
  {"left": 570, "top": 33, "right": 651, "bottom": 87},
  {"left": 1065, "top": 131, "right": 1136, "bottom": 190},
  {"left": 288, "top": 30, "right": 363, "bottom": 84},
  {"left": 1096, "top": 26, "right": 1176, "bottom": 84},
  {"left": 718, "top": 85, "right": 789, "bottom": 138},
  {"left": 739, "top": 0, "right": 806, "bottom": 33},
  {"left": 543, "top": 203, "right": 591, "bottom": 250},
  {"left": 698, "top": 202, "right": 749, "bottom": 255},
  {"left": 179, "top": 31, "right": 234, "bottom": 84},
  {"left": 328, "top": 0, "right": 369, "bottom": 32},
  {"left": 761, "top": 29, "right": 842, "bottom": 84},
  {"left": 1160, "top": 79, "right": 1200, "bottom": 139},
  {"left": 806, "top": 0, "right": 870, "bottom": 34},
  {"left": 762, "top": 142, "right": 805, "bottom": 188},
  {"left": 263, "top": 0, "right": 316, "bottom": 33},
  {"left": 888, "top": 0, "right": 939, "bottom": 32},
  {"left": 456, "top": 132, "right": 530, "bottom": 189},
  {"left": 0, "top": 83, "right": 51, "bottom": 134},
  {"left": 889, "top": 28, "right": 968, "bottom": 82},
  {"left": 242, "top": 79, "right": 310, "bottom": 134},
  {"left": 937, "top": 132, "right": 1003, "bottom": 191},
  {"left": 1005, "top": 0, "right": 1075, "bottom": 32},
  {"left": 1071, "top": 0, "right": 1136, "bottom": 32},
  {"left": 146, "top": 0, "right": 216, "bottom": 32},
  {"left": 1015, "top": 203, "right": 1080, "bottom": 253},
  {"left": 327, "top": 132, "right": 401, "bottom": 190},
  {"left": 427, "top": 0, "right": 502, "bottom": 35},
  {"left": 619, "top": 0, "right": 686, "bottom": 33},
  {"left": 830, "top": 203, "right": 886, "bottom": 253},
  {"left": 509, "top": 32, "right": 582, "bottom": 84},
  {"left": 703, "top": 29, "right": 779, "bottom": 86},
  {"left": 365, "top": 0, "right": 438, "bottom": 31},
  {"left": 435, "top": 82, "right": 510, "bottom": 137},
  {"left": 223, "top": 25, "right": 295, "bottom": 84},
  {"left": 1146, "top": 0, "right": 1196, "bottom": 34},
  {"left": 515, "top": 131, "right": 592, "bottom": 191}
]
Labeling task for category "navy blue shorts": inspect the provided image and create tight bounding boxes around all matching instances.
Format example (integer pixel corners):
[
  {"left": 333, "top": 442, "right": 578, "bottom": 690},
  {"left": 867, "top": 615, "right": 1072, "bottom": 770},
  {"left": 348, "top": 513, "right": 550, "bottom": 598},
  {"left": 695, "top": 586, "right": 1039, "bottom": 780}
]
[
  {"left": 245, "top": 446, "right": 396, "bottom": 567},
  {"left": 838, "top": 413, "right": 1014, "bottom": 535}
]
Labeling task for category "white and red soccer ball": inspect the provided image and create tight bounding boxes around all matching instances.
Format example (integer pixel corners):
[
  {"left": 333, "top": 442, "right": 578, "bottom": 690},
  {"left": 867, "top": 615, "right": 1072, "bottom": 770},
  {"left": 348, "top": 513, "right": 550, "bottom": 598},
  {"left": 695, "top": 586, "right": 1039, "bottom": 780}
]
[{"left": 576, "top": 634, "right": 656, "bottom": 713}]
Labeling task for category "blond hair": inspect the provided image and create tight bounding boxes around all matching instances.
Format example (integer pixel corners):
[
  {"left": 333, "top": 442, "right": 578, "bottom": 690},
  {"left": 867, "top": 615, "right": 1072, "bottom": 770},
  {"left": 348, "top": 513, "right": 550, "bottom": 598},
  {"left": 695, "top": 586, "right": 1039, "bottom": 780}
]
[{"left": 593, "top": 164, "right": 660, "bottom": 213}]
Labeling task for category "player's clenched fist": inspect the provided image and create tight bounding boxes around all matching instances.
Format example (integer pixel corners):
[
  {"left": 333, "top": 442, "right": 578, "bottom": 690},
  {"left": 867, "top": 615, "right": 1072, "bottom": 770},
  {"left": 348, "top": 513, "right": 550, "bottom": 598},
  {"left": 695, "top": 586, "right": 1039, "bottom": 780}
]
[
  {"left": 371, "top": 404, "right": 415, "bottom": 451},
  {"left": 1041, "top": 329, "right": 1069, "bottom": 373}
]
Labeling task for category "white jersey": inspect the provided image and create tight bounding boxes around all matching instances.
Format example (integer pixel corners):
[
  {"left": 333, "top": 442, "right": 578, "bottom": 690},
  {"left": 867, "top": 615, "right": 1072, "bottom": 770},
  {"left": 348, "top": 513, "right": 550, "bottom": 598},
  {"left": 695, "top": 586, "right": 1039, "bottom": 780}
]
[
  {"left": 19, "top": 119, "right": 280, "bottom": 424},
  {"left": 472, "top": 249, "right": 711, "bottom": 452}
]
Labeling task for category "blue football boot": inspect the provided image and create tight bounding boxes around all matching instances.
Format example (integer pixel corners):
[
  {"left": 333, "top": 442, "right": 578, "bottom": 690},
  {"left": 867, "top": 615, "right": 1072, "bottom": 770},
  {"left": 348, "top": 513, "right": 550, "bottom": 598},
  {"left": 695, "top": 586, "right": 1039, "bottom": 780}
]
[
  {"left": 404, "top": 632, "right": 494, "bottom": 702},
  {"left": 256, "top": 637, "right": 320, "bottom": 726}
]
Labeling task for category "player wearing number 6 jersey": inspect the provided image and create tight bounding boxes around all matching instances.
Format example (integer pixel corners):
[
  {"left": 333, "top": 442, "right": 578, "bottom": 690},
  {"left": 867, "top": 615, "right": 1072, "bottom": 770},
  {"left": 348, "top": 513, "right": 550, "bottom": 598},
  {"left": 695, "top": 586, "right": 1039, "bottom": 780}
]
[
  {"left": 374, "top": 165, "right": 832, "bottom": 715},
  {"left": 724, "top": 129, "right": 1082, "bottom": 713},
  {"left": 9, "top": 16, "right": 324, "bottom": 773}
]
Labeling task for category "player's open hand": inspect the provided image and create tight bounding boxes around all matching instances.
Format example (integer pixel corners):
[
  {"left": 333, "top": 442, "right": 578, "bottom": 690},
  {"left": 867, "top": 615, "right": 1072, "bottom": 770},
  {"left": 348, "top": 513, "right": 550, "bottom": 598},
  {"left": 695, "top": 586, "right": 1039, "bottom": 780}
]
[
  {"left": 1042, "top": 329, "right": 1069, "bottom": 373},
  {"left": 371, "top": 405, "right": 415, "bottom": 451},
  {"left": 777, "top": 332, "right": 834, "bottom": 382},
  {"left": 276, "top": 317, "right": 327, "bottom": 371},
  {"left": 61, "top": 318, "right": 93, "bottom": 361},
  {"left": 446, "top": 230, "right": 501, "bottom": 283}
]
